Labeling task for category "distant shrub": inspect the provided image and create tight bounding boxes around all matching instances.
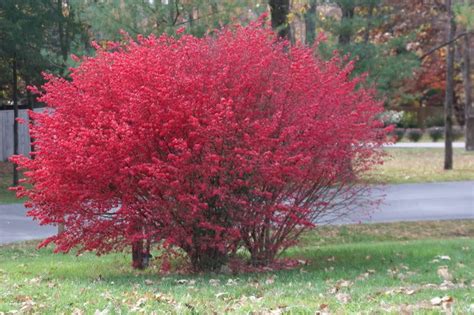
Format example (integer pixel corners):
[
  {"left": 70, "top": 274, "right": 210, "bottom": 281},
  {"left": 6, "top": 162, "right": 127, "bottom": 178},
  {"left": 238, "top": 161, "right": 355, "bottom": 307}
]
[
  {"left": 379, "top": 110, "right": 404, "bottom": 127},
  {"left": 392, "top": 128, "right": 405, "bottom": 142},
  {"left": 452, "top": 126, "right": 464, "bottom": 140},
  {"left": 406, "top": 128, "right": 423, "bottom": 142},
  {"left": 399, "top": 112, "right": 418, "bottom": 128},
  {"left": 428, "top": 127, "right": 444, "bottom": 142},
  {"left": 426, "top": 115, "right": 444, "bottom": 127}
]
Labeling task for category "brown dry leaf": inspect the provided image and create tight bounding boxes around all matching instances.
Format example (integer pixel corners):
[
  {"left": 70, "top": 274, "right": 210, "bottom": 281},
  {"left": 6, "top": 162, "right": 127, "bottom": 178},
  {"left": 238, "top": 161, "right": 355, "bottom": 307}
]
[
  {"left": 130, "top": 297, "right": 148, "bottom": 312},
  {"left": 19, "top": 299, "right": 36, "bottom": 313},
  {"left": 144, "top": 279, "right": 154, "bottom": 285},
  {"left": 226, "top": 279, "right": 238, "bottom": 286},
  {"left": 265, "top": 275, "right": 276, "bottom": 285},
  {"left": 316, "top": 303, "right": 330, "bottom": 315},
  {"left": 431, "top": 297, "right": 442, "bottom": 306},
  {"left": 14, "top": 295, "right": 32, "bottom": 303},
  {"left": 356, "top": 272, "right": 369, "bottom": 281},
  {"left": 431, "top": 296, "right": 453, "bottom": 307},
  {"left": 384, "top": 287, "right": 416, "bottom": 296},
  {"left": 437, "top": 266, "right": 453, "bottom": 282},
  {"left": 71, "top": 308, "right": 84, "bottom": 315},
  {"left": 439, "top": 280, "right": 456, "bottom": 290},
  {"left": 335, "top": 279, "right": 353, "bottom": 289},
  {"left": 176, "top": 279, "right": 189, "bottom": 285},
  {"left": 27, "top": 277, "right": 42, "bottom": 286},
  {"left": 215, "top": 292, "right": 228, "bottom": 299},
  {"left": 209, "top": 279, "right": 220, "bottom": 286},
  {"left": 335, "top": 292, "right": 351, "bottom": 304},
  {"left": 154, "top": 293, "right": 177, "bottom": 306},
  {"left": 436, "top": 255, "right": 451, "bottom": 261}
]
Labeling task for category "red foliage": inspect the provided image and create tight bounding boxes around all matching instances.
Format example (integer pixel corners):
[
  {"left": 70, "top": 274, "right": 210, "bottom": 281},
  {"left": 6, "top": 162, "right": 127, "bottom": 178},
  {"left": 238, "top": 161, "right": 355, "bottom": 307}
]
[{"left": 12, "top": 22, "right": 388, "bottom": 271}]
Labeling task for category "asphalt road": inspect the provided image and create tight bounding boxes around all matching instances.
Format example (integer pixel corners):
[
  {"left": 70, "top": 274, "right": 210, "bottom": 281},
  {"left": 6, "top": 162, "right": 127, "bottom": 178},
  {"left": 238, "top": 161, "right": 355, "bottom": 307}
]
[
  {"left": 1, "top": 181, "right": 473, "bottom": 244},
  {"left": 385, "top": 142, "right": 465, "bottom": 148}
]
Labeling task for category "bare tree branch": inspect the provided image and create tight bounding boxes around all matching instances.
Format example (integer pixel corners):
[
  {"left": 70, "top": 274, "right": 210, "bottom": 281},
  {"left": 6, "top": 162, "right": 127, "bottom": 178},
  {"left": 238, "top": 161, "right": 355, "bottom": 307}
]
[{"left": 420, "top": 32, "right": 468, "bottom": 60}]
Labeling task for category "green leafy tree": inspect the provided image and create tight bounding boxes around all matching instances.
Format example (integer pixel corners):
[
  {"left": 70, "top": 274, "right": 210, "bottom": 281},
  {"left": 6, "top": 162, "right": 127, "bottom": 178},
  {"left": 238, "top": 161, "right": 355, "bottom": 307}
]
[
  {"left": 305, "top": 0, "right": 419, "bottom": 106},
  {"left": 0, "top": 0, "right": 85, "bottom": 184}
]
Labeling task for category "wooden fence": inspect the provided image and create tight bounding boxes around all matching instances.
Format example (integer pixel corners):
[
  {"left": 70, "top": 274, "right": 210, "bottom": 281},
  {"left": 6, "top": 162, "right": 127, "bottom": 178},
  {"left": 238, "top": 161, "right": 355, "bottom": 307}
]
[{"left": 0, "top": 108, "right": 44, "bottom": 162}]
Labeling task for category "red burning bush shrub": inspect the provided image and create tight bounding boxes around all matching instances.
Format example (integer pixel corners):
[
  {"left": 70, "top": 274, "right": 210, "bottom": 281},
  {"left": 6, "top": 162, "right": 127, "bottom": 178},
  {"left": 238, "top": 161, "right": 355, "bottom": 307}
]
[{"left": 12, "top": 21, "right": 388, "bottom": 271}]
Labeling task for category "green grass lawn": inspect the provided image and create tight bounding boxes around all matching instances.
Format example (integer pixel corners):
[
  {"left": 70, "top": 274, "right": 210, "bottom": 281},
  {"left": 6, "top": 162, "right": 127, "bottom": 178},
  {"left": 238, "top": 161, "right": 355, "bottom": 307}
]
[
  {"left": 1, "top": 221, "right": 473, "bottom": 314},
  {"left": 368, "top": 148, "right": 474, "bottom": 184},
  {"left": 0, "top": 162, "right": 25, "bottom": 204},
  {"left": 0, "top": 162, "right": 18, "bottom": 204}
]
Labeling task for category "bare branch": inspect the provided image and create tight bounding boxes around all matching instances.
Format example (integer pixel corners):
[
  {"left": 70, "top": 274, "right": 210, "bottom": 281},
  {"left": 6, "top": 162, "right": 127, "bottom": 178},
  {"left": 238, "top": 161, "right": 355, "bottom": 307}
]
[{"left": 420, "top": 32, "right": 468, "bottom": 60}]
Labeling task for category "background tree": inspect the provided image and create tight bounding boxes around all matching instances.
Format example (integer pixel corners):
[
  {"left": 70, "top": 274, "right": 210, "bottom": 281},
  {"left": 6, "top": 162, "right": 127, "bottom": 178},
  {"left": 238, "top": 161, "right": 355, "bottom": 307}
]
[
  {"left": 456, "top": 1, "right": 474, "bottom": 150},
  {"left": 0, "top": 1, "right": 54, "bottom": 185},
  {"left": 445, "top": 0, "right": 456, "bottom": 169},
  {"left": 269, "top": 0, "right": 291, "bottom": 39},
  {"left": 308, "top": 0, "right": 420, "bottom": 105}
]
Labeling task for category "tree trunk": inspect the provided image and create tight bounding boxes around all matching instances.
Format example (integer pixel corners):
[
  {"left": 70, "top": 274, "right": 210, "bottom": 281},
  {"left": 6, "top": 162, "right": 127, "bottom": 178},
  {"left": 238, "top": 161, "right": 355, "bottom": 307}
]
[
  {"left": 189, "top": 247, "right": 227, "bottom": 272},
  {"left": 363, "top": 3, "right": 375, "bottom": 43},
  {"left": 132, "top": 239, "right": 146, "bottom": 269},
  {"left": 269, "top": 0, "right": 291, "bottom": 39},
  {"left": 12, "top": 55, "right": 19, "bottom": 187},
  {"left": 168, "top": 0, "right": 175, "bottom": 28},
  {"left": 463, "top": 33, "right": 474, "bottom": 151},
  {"left": 338, "top": 5, "right": 354, "bottom": 45},
  {"left": 57, "top": 0, "right": 68, "bottom": 63},
  {"left": 444, "top": 0, "right": 455, "bottom": 170},
  {"left": 304, "top": 0, "right": 317, "bottom": 45},
  {"left": 25, "top": 78, "right": 36, "bottom": 158},
  {"left": 210, "top": 1, "right": 219, "bottom": 29}
]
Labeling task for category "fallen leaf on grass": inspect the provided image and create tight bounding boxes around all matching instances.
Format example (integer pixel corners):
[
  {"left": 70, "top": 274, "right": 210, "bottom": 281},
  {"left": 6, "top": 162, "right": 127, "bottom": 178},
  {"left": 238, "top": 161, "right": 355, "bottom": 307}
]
[
  {"left": 226, "top": 279, "right": 238, "bottom": 286},
  {"left": 316, "top": 303, "right": 330, "bottom": 315},
  {"left": 356, "top": 272, "right": 370, "bottom": 281},
  {"left": 71, "top": 308, "right": 84, "bottom": 315},
  {"left": 215, "top": 292, "right": 228, "bottom": 299},
  {"left": 335, "top": 292, "right": 351, "bottom": 304},
  {"left": 144, "top": 279, "right": 154, "bottom": 285},
  {"left": 175, "top": 279, "right": 189, "bottom": 285},
  {"left": 436, "top": 255, "right": 451, "bottom": 261},
  {"left": 94, "top": 308, "right": 110, "bottom": 315},
  {"left": 19, "top": 300, "right": 36, "bottom": 313},
  {"left": 265, "top": 275, "right": 276, "bottom": 285},
  {"left": 26, "top": 277, "right": 42, "bottom": 286},
  {"left": 209, "top": 279, "right": 220, "bottom": 286},
  {"left": 328, "top": 279, "right": 353, "bottom": 294},
  {"left": 437, "top": 266, "right": 453, "bottom": 282},
  {"left": 384, "top": 287, "right": 416, "bottom": 296},
  {"left": 431, "top": 296, "right": 453, "bottom": 306},
  {"left": 130, "top": 297, "right": 148, "bottom": 312}
]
